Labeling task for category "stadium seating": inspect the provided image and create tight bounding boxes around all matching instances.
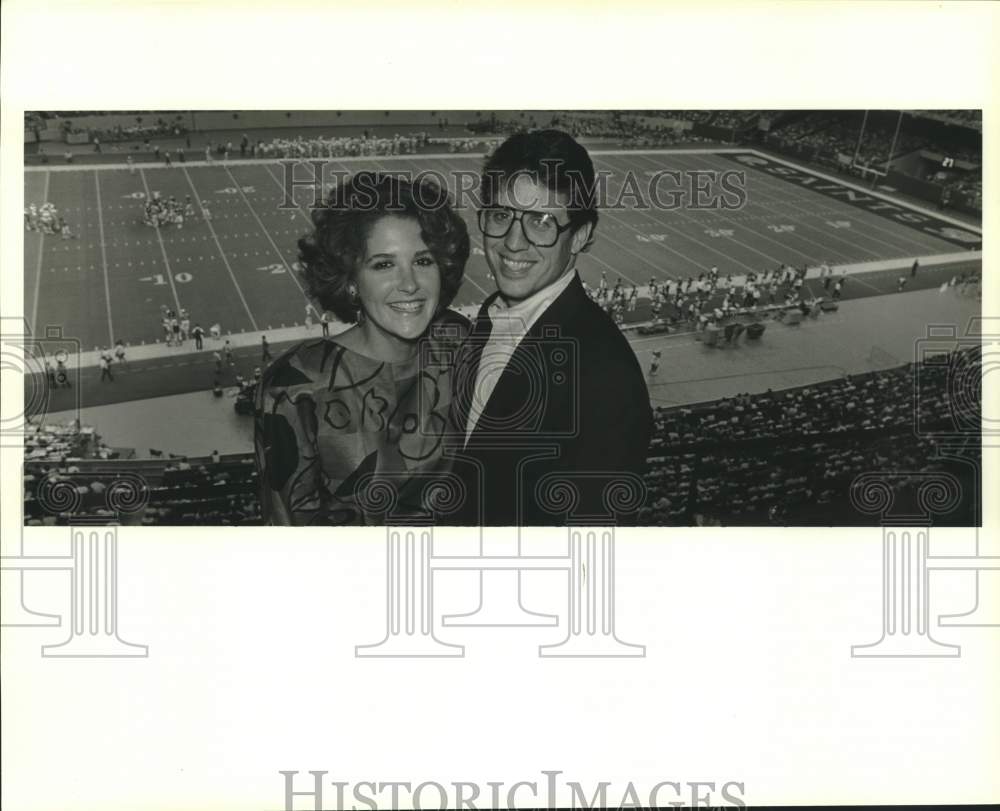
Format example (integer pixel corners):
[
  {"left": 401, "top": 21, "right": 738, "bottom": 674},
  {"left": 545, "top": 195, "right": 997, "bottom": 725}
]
[
  {"left": 641, "top": 347, "right": 980, "bottom": 525},
  {"left": 21, "top": 348, "right": 978, "bottom": 528},
  {"left": 24, "top": 451, "right": 262, "bottom": 526}
]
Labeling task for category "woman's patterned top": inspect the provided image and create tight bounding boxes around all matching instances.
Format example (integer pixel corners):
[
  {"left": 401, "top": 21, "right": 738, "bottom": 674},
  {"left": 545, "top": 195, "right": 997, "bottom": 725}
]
[{"left": 254, "top": 314, "right": 469, "bottom": 525}]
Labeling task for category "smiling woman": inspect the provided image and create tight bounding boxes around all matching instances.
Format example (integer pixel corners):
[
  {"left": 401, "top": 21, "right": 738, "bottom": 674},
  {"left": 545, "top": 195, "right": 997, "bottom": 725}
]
[{"left": 253, "top": 172, "right": 471, "bottom": 525}]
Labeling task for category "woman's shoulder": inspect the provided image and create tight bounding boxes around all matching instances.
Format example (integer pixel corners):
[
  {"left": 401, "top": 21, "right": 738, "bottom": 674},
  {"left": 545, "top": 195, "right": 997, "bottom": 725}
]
[{"left": 259, "top": 337, "right": 342, "bottom": 391}]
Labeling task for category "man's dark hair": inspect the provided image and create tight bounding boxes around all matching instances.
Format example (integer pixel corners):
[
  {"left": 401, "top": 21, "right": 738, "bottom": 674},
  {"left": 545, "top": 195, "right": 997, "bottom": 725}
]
[{"left": 481, "top": 129, "right": 598, "bottom": 251}]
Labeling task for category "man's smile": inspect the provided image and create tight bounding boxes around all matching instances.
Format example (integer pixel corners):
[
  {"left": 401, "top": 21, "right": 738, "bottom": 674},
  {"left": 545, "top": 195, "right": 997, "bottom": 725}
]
[{"left": 497, "top": 255, "right": 536, "bottom": 274}]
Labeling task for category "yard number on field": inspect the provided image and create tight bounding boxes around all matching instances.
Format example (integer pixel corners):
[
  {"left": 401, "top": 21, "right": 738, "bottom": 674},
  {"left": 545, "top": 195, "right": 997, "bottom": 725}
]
[
  {"left": 767, "top": 224, "right": 796, "bottom": 233},
  {"left": 140, "top": 272, "right": 193, "bottom": 285},
  {"left": 704, "top": 228, "right": 734, "bottom": 238},
  {"left": 216, "top": 186, "right": 256, "bottom": 195}
]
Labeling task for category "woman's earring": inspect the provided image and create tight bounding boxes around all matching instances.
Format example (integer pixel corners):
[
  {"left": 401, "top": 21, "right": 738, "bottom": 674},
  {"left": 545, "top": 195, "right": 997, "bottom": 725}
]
[{"left": 349, "top": 287, "right": 364, "bottom": 321}]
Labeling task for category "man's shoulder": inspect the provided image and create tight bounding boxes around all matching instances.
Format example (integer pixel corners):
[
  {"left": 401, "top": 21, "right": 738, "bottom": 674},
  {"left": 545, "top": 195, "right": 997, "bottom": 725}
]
[{"left": 560, "top": 292, "right": 637, "bottom": 360}]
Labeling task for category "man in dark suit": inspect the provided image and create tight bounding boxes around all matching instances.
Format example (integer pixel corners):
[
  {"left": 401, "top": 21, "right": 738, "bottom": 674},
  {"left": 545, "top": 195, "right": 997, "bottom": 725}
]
[{"left": 446, "top": 130, "right": 652, "bottom": 526}]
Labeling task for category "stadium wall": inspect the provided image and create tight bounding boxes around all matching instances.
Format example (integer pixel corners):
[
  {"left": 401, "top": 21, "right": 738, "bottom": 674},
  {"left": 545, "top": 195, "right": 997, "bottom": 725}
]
[
  {"left": 189, "top": 110, "right": 489, "bottom": 130},
  {"left": 191, "top": 110, "right": 565, "bottom": 131}
]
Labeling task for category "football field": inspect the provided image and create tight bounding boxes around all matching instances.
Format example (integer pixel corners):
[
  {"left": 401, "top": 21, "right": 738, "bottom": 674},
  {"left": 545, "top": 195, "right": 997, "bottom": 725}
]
[{"left": 24, "top": 149, "right": 981, "bottom": 351}]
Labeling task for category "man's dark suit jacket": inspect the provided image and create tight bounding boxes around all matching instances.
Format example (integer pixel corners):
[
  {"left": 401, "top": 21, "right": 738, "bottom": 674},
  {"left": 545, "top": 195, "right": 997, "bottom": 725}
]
[{"left": 444, "top": 273, "right": 652, "bottom": 526}]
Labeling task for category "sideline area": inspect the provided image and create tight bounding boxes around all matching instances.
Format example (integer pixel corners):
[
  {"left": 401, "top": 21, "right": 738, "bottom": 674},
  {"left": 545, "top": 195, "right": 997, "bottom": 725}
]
[
  {"left": 43, "top": 285, "right": 981, "bottom": 457},
  {"left": 63, "top": 249, "right": 980, "bottom": 369}
]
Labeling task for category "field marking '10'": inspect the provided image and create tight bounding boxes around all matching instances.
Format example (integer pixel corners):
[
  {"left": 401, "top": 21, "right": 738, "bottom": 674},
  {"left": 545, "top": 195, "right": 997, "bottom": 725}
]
[{"left": 140, "top": 273, "right": 193, "bottom": 285}]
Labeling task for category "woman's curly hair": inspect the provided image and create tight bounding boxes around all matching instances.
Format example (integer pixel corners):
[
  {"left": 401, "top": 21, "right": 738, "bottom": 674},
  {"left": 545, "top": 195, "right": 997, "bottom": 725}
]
[{"left": 297, "top": 171, "right": 470, "bottom": 323}]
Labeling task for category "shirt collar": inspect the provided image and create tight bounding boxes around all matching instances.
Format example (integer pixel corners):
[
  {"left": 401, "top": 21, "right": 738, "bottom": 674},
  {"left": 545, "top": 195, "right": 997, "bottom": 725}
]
[{"left": 489, "top": 268, "right": 577, "bottom": 316}]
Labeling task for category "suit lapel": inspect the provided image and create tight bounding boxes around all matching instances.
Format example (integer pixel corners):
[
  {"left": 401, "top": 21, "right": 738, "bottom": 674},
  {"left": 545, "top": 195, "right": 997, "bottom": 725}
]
[{"left": 467, "top": 275, "right": 587, "bottom": 445}]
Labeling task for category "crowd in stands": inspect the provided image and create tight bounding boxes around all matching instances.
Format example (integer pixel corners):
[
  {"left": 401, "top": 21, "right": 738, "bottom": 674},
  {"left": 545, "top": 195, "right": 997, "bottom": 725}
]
[
  {"left": 23, "top": 452, "right": 262, "bottom": 526},
  {"left": 434, "top": 137, "right": 502, "bottom": 153},
  {"left": 766, "top": 114, "right": 925, "bottom": 167},
  {"left": 766, "top": 112, "right": 982, "bottom": 169},
  {"left": 26, "top": 113, "right": 185, "bottom": 143},
  {"left": 636, "top": 110, "right": 713, "bottom": 123},
  {"left": 710, "top": 111, "right": 759, "bottom": 129},
  {"left": 247, "top": 131, "right": 429, "bottom": 159},
  {"left": 641, "top": 348, "right": 980, "bottom": 525},
  {"left": 140, "top": 456, "right": 260, "bottom": 524},
  {"left": 88, "top": 118, "right": 187, "bottom": 143},
  {"left": 24, "top": 421, "right": 118, "bottom": 466},
  {"left": 20, "top": 341, "right": 979, "bottom": 527},
  {"left": 912, "top": 110, "right": 982, "bottom": 130}
]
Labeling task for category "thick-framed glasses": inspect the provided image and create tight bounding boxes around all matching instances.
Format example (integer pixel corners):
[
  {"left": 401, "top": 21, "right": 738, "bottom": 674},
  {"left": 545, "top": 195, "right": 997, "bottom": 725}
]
[{"left": 477, "top": 206, "right": 575, "bottom": 248}]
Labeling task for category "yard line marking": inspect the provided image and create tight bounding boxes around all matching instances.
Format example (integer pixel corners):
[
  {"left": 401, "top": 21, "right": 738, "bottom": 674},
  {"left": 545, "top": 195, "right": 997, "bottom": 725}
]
[
  {"left": 182, "top": 167, "right": 258, "bottom": 330},
  {"left": 688, "top": 153, "right": 958, "bottom": 256},
  {"left": 138, "top": 169, "right": 182, "bottom": 313},
  {"left": 29, "top": 170, "right": 51, "bottom": 335},
  {"left": 596, "top": 155, "right": 791, "bottom": 270},
  {"left": 223, "top": 165, "right": 309, "bottom": 302},
  {"left": 623, "top": 152, "right": 861, "bottom": 263},
  {"left": 93, "top": 172, "right": 116, "bottom": 345},
  {"left": 701, "top": 157, "right": 940, "bottom": 256}
]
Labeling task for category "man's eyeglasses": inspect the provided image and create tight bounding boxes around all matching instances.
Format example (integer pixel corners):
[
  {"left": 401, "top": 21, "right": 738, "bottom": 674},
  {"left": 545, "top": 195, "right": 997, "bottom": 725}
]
[{"left": 477, "top": 206, "right": 575, "bottom": 248}]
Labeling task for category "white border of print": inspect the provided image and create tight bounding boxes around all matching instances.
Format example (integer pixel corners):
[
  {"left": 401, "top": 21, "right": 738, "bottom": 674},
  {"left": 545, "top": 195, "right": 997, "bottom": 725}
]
[{"left": 1, "top": 2, "right": 998, "bottom": 810}]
